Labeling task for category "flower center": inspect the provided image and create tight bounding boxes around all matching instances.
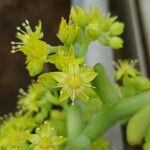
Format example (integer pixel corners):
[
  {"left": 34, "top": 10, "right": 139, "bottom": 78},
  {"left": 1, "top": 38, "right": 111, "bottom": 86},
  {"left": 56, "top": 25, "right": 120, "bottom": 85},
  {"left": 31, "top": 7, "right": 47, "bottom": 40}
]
[
  {"left": 39, "top": 137, "right": 52, "bottom": 149},
  {"left": 68, "top": 75, "right": 81, "bottom": 89}
]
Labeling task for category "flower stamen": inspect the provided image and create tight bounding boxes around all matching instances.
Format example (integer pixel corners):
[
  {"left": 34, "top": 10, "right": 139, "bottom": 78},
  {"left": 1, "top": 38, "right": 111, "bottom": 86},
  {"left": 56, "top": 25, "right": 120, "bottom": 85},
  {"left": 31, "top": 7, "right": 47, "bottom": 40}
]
[
  {"left": 80, "top": 90, "right": 89, "bottom": 100},
  {"left": 82, "top": 83, "right": 96, "bottom": 89}
]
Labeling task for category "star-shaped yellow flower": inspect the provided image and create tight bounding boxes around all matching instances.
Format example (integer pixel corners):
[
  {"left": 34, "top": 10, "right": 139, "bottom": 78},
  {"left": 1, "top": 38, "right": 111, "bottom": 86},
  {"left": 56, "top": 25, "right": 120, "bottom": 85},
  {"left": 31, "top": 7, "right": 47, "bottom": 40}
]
[
  {"left": 114, "top": 59, "right": 140, "bottom": 80},
  {"left": 50, "top": 58, "right": 97, "bottom": 103},
  {"left": 48, "top": 46, "right": 84, "bottom": 71},
  {"left": 11, "top": 20, "right": 50, "bottom": 76},
  {"left": 30, "top": 121, "right": 66, "bottom": 150}
]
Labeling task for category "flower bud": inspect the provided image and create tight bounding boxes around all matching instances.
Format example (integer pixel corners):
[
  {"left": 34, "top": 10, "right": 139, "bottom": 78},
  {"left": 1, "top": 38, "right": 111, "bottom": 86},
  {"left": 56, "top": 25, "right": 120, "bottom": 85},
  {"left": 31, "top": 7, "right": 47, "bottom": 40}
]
[
  {"left": 86, "top": 22, "right": 101, "bottom": 40},
  {"left": 109, "top": 22, "right": 124, "bottom": 36},
  {"left": 57, "top": 18, "right": 80, "bottom": 45},
  {"left": 70, "top": 6, "right": 89, "bottom": 27},
  {"left": 109, "top": 36, "right": 123, "bottom": 49}
]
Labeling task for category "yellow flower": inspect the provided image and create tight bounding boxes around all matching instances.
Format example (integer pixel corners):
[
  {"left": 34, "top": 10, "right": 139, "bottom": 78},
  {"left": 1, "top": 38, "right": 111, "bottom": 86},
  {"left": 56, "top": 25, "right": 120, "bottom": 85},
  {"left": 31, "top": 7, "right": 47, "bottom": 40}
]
[
  {"left": 57, "top": 18, "right": 80, "bottom": 45},
  {"left": 11, "top": 20, "right": 44, "bottom": 54},
  {"left": 85, "top": 21, "right": 102, "bottom": 40},
  {"left": 0, "top": 114, "right": 33, "bottom": 149},
  {"left": 11, "top": 20, "right": 50, "bottom": 76},
  {"left": 70, "top": 6, "right": 89, "bottom": 27},
  {"left": 48, "top": 46, "right": 84, "bottom": 71},
  {"left": 70, "top": 6, "right": 102, "bottom": 26},
  {"left": 0, "top": 129, "right": 30, "bottom": 150},
  {"left": 1, "top": 114, "right": 35, "bottom": 132},
  {"left": 50, "top": 57, "right": 97, "bottom": 104},
  {"left": 30, "top": 121, "right": 66, "bottom": 150},
  {"left": 114, "top": 59, "right": 140, "bottom": 80}
]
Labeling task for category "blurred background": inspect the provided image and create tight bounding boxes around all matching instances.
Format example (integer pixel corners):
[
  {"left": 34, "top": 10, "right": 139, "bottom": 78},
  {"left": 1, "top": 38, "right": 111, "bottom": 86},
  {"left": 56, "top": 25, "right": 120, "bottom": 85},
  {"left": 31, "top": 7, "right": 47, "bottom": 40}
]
[{"left": 0, "top": 0, "right": 149, "bottom": 149}]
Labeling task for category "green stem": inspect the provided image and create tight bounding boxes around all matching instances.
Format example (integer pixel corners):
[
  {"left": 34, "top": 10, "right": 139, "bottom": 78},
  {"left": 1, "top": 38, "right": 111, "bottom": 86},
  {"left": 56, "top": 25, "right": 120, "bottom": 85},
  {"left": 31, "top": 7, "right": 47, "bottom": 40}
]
[
  {"left": 83, "top": 90, "right": 150, "bottom": 140},
  {"left": 67, "top": 105, "right": 83, "bottom": 142},
  {"left": 47, "top": 44, "right": 59, "bottom": 54},
  {"left": 76, "top": 44, "right": 88, "bottom": 57},
  {"left": 65, "top": 90, "right": 150, "bottom": 149},
  {"left": 75, "top": 39, "right": 90, "bottom": 58}
]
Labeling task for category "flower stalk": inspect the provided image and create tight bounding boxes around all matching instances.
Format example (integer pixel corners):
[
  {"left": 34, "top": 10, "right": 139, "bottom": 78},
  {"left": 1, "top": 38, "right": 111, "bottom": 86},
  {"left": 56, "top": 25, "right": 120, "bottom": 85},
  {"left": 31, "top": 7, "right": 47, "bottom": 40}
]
[{"left": 67, "top": 105, "right": 83, "bottom": 142}]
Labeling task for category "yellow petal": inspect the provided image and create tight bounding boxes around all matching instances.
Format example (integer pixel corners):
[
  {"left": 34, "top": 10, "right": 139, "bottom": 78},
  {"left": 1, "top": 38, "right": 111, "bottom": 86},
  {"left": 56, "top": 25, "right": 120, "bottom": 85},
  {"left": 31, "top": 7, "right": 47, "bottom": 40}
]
[
  {"left": 68, "top": 58, "right": 79, "bottom": 75},
  {"left": 59, "top": 87, "right": 70, "bottom": 102},
  {"left": 50, "top": 72, "right": 67, "bottom": 83},
  {"left": 77, "top": 88, "right": 90, "bottom": 102},
  {"left": 80, "top": 67, "right": 97, "bottom": 82},
  {"left": 51, "top": 136, "right": 66, "bottom": 146}
]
